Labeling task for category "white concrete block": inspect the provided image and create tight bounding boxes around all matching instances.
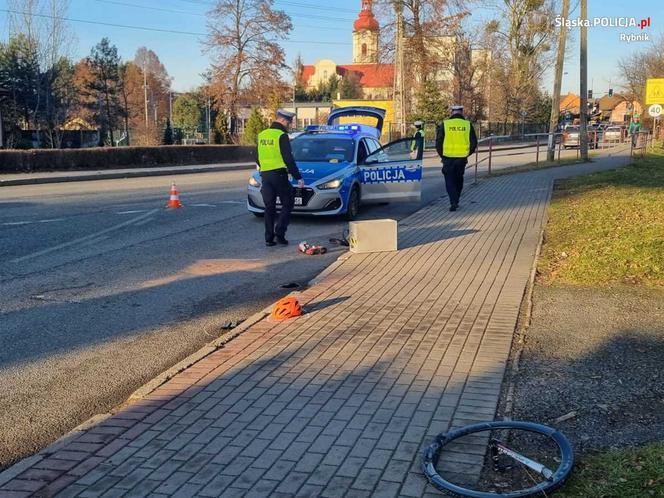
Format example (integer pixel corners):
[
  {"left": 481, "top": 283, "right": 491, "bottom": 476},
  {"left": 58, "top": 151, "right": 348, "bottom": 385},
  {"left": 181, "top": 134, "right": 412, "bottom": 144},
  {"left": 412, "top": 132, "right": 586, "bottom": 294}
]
[{"left": 348, "top": 219, "right": 398, "bottom": 254}]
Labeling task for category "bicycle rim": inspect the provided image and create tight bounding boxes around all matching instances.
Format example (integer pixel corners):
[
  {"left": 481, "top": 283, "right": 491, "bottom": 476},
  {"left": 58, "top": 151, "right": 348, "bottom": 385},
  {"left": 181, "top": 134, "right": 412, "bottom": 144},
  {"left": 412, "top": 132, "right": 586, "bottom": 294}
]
[{"left": 421, "top": 421, "right": 574, "bottom": 498}]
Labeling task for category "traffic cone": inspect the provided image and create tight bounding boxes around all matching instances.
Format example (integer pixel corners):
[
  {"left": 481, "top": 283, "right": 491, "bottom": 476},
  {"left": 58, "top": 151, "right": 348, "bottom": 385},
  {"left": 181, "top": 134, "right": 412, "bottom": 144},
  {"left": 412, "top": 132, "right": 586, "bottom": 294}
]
[{"left": 167, "top": 183, "right": 182, "bottom": 208}]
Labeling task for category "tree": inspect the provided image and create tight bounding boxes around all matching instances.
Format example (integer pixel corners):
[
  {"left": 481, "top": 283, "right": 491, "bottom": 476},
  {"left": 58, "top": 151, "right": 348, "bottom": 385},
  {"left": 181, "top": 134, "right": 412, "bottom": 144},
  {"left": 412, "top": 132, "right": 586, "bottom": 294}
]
[
  {"left": 172, "top": 94, "right": 201, "bottom": 135},
  {"left": 163, "top": 118, "right": 174, "bottom": 145},
  {"left": 411, "top": 79, "right": 447, "bottom": 123},
  {"left": 133, "top": 47, "right": 172, "bottom": 127},
  {"left": 339, "top": 72, "right": 362, "bottom": 100},
  {"left": 618, "top": 36, "right": 664, "bottom": 106},
  {"left": 6, "top": 0, "right": 75, "bottom": 146},
  {"left": 486, "top": 0, "right": 555, "bottom": 125},
  {"left": 205, "top": 0, "right": 292, "bottom": 138},
  {"left": 43, "top": 56, "right": 76, "bottom": 147},
  {"left": 86, "top": 38, "right": 125, "bottom": 146},
  {"left": 242, "top": 107, "right": 267, "bottom": 145},
  {"left": 451, "top": 33, "right": 490, "bottom": 122},
  {"left": 0, "top": 35, "right": 40, "bottom": 130}
]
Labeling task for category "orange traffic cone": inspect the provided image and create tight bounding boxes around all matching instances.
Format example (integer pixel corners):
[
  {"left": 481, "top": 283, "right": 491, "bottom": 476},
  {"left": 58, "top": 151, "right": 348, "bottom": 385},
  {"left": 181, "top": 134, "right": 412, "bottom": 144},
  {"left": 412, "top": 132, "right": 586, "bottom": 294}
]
[{"left": 167, "top": 183, "right": 182, "bottom": 208}]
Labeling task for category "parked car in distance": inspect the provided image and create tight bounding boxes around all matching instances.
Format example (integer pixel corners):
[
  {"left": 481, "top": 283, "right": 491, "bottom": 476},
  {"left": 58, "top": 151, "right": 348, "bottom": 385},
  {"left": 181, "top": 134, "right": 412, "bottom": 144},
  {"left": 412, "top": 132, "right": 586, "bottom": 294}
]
[
  {"left": 603, "top": 126, "right": 624, "bottom": 143},
  {"left": 562, "top": 126, "right": 599, "bottom": 149}
]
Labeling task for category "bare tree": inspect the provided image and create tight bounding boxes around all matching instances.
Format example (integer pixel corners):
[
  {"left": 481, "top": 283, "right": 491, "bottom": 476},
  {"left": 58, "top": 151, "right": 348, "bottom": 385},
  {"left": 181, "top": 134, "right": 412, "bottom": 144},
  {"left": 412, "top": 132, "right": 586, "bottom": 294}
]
[
  {"left": 486, "top": 0, "right": 555, "bottom": 126},
  {"left": 7, "top": 0, "right": 75, "bottom": 146},
  {"left": 618, "top": 36, "right": 664, "bottom": 105},
  {"left": 205, "top": 0, "right": 292, "bottom": 139},
  {"left": 374, "top": 0, "right": 470, "bottom": 122}
]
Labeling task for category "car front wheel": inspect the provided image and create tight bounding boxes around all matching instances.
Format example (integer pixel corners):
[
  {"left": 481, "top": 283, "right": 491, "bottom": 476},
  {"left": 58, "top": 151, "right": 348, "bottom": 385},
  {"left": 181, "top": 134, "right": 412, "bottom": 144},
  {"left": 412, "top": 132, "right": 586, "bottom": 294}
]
[{"left": 345, "top": 187, "right": 361, "bottom": 221}]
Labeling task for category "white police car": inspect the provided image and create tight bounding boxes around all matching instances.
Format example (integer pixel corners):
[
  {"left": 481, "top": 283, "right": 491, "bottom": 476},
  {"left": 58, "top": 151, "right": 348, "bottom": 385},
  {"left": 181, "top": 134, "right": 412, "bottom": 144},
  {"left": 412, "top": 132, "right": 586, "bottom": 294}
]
[{"left": 247, "top": 106, "right": 423, "bottom": 220}]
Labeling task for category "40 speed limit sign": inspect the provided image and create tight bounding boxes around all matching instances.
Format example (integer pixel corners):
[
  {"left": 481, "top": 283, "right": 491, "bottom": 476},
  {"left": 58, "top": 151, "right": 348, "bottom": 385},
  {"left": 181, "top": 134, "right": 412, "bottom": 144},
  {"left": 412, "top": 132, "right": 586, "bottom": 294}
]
[{"left": 648, "top": 104, "right": 662, "bottom": 117}]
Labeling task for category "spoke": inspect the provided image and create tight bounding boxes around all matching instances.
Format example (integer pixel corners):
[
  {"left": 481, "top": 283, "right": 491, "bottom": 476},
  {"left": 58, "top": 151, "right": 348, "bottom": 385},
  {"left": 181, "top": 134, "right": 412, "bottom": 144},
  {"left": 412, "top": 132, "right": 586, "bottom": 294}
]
[{"left": 494, "top": 441, "right": 555, "bottom": 479}]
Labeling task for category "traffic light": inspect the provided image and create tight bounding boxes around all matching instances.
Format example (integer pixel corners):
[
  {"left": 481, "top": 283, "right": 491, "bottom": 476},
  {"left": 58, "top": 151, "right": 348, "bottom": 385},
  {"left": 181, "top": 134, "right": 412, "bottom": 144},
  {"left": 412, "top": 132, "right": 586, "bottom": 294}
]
[
  {"left": 588, "top": 90, "right": 593, "bottom": 99},
  {"left": 608, "top": 88, "right": 613, "bottom": 97}
]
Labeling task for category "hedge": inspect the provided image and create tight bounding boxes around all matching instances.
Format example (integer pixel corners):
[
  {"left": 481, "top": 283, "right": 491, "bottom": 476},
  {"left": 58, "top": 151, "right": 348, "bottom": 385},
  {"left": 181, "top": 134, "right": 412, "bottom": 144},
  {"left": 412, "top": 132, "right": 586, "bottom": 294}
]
[{"left": 0, "top": 145, "right": 256, "bottom": 173}]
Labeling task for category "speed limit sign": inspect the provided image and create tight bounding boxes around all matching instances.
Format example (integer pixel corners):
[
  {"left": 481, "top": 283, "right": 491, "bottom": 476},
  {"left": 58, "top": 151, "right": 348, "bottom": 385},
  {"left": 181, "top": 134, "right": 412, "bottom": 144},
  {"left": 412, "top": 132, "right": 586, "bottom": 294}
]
[{"left": 648, "top": 104, "right": 662, "bottom": 117}]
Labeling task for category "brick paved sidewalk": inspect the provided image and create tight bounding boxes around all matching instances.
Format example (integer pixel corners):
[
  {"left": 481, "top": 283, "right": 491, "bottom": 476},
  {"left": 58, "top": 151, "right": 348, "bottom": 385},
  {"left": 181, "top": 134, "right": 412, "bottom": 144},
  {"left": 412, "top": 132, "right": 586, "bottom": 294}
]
[{"left": 0, "top": 155, "right": 630, "bottom": 497}]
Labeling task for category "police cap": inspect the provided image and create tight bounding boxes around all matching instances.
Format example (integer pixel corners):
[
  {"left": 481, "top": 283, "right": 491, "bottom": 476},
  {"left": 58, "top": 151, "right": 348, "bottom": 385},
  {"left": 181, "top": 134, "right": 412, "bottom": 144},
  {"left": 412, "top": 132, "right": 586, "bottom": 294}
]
[{"left": 276, "top": 109, "right": 296, "bottom": 121}]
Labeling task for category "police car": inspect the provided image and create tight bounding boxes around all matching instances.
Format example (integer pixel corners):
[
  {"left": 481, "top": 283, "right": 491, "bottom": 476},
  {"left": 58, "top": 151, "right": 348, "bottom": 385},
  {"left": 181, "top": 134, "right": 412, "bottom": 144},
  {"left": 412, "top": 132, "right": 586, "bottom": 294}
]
[{"left": 247, "top": 106, "right": 423, "bottom": 220}]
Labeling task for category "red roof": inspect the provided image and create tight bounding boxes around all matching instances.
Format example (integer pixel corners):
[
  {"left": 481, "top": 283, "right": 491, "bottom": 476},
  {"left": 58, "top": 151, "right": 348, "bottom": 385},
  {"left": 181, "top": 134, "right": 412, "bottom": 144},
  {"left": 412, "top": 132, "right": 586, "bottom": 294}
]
[
  {"left": 302, "top": 63, "right": 394, "bottom": 89},
  {"left": 300, "top": 65, "right": 315, "bottom": 84},
  {"left": 338, "top": 64, "right": 393, "bottom": 88}
]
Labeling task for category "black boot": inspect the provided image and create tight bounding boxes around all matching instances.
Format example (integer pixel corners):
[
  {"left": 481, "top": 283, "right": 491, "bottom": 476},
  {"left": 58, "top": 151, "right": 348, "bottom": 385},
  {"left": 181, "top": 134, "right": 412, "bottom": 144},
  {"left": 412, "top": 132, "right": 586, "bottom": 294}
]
[{"left": 276, "top": 236, "right": 289, "bottom": 245}]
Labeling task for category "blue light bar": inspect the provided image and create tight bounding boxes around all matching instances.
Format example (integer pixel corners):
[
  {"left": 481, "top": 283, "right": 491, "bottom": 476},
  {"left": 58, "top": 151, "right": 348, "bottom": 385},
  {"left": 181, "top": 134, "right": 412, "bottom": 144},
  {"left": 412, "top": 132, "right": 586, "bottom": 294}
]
[{"left": 304, "top": 123, "right": 379, "bottom": 139}]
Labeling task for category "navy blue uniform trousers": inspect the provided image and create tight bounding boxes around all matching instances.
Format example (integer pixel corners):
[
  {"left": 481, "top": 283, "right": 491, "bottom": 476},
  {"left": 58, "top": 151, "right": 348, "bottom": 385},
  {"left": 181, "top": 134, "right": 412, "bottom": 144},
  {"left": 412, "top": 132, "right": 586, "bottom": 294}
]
[{"left": 260, "top": 169, "right": 294, "bottom": 242}]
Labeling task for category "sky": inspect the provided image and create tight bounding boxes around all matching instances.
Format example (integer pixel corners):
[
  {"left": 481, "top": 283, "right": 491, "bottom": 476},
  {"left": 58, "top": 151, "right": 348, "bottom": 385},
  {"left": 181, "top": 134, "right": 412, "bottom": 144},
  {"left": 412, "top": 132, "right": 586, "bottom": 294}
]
[{"left": 1, "top": 0, "right": 663, "bottom": 97}]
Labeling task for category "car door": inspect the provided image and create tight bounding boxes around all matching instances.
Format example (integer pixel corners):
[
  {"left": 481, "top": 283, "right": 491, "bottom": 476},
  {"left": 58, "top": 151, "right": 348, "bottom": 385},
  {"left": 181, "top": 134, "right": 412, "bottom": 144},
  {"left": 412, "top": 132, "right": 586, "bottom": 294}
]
[{"left": 359, "top": 137, "right": 423, "bottom": 204}]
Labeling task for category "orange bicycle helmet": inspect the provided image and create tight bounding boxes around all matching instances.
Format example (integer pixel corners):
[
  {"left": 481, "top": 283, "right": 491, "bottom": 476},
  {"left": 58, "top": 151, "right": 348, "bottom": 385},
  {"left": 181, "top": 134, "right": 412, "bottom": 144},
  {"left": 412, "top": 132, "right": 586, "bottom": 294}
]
[{"left": 271, "top": 297, "right": 303, "bottom": 321}]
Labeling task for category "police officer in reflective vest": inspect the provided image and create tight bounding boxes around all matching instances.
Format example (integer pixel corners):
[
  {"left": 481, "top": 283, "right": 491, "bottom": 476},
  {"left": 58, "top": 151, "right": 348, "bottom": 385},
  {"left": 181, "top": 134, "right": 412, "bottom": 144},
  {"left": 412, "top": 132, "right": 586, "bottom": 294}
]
[
  {"left": 411, "top": 120, "right": 425, "bottom": 154},
  {"left": 256, "top": 109, "right": 303, "bottom": 246},
  {"left": 435, "top": 105, "right": 478, "bottom": 211}
]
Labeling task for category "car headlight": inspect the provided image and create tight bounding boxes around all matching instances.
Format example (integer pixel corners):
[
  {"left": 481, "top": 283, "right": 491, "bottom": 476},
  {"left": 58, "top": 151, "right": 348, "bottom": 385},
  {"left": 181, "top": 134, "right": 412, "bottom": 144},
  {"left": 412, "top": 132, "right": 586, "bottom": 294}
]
[
  {"left": 249, "top": 177, "right": 260, "bottom": 187},
  {"left": 317, "top": 178, "right": 343, "bottom": 190}
]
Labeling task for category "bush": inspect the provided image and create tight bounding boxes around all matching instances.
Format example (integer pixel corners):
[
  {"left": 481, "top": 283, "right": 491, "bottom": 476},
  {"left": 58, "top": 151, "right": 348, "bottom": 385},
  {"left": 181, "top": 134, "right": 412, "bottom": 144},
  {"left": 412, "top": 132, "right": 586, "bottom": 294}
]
[{"left": 0, "top": 145, "right": 256, "bottom": 173}]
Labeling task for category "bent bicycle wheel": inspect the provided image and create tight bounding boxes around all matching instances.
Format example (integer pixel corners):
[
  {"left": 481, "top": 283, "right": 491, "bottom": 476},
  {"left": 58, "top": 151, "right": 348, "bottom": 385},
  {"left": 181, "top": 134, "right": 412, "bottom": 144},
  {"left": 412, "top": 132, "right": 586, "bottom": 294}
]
[{"left": 422, "top": 421, "right": 574, "bottom": 498}]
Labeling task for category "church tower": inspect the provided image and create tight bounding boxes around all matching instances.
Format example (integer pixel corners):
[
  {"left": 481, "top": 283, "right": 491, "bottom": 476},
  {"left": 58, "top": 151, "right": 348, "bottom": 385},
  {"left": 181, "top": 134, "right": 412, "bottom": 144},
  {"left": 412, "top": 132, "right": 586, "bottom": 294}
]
[{"left": 352, "top": 0, "right": 379, "bottom": 64}]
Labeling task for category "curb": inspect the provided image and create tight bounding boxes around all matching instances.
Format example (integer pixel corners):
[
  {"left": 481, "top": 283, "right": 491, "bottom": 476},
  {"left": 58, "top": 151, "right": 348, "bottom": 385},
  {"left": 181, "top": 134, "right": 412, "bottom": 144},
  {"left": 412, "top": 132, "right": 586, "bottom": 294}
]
[
  {"left": 0, "top": 163, "right": 256, "bottom": 187},
  {"left": 502, "top": 209, "right": 549, "bottom": 421}
]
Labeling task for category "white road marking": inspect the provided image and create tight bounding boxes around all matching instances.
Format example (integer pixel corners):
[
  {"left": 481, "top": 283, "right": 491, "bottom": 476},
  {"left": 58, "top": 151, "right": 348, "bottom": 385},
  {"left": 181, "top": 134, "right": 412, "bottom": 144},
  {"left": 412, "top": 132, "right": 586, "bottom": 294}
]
[
  {"left": 2, "top": 221, "right": 32, "bottom": 226},
  {"left": 76, "top": 235, "right": 111, "bottom": 248},
  {"left": 117, "top": 210, "right": 150, "bottom": 215},
  {"left": 132, "top": 218, "right": 154, "bottom": 227},
  {"left": 191, "top": 203, "right": 217, "bottom": 207},
  {"left": 218, "top": 200, "right": 244, "bottom": 205},
  {"left": 11, "top": 209, "right": 159, "bottom": 264},
  {"left": 2, "top": 218, "right": 65, "bottom": 226}
]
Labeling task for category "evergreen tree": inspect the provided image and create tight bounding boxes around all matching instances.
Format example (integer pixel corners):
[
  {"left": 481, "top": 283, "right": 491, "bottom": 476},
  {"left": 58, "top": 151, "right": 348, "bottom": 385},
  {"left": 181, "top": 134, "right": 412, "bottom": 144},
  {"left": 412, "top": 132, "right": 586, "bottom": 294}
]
[
  {"left": 172, "top": 94, "right": 201, "bottom": 136},
  {"left": 0, "top": 34, "right": 40, "bottom": 130},
  {"left": 242, "top": 107, "right": 267, "bottom": 145},
  {"left": 412, "top": 79, "right": 448, "bottom": 123},
  {"left": 163, "top": 118, "right": 174, "bottom": 145},
  {"left": 87, "top": 38, "right": 125, "bottom": 146}
]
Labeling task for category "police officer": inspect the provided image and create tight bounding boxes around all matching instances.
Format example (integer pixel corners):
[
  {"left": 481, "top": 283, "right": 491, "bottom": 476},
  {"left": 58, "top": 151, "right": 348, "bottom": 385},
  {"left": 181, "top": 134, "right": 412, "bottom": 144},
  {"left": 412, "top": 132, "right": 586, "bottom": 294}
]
[
  {"left": 435, "top": 105, "right": 478, "bottom": 212},
  {"left": 256, "top": 109, "right": 304, "bottom": 246},
  {"left": 412, "top": 120, "right": 425, "bottom": 153}
]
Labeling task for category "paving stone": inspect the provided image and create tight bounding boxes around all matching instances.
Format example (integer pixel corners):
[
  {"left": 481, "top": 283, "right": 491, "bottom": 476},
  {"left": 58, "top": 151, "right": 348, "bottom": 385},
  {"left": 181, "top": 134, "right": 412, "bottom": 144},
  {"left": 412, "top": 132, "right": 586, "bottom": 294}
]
[
  {"left": 351, "top": 468, "right": 382, "bottom": 491},
  {"left": 305, "top": 464, "right": 337, "bottom": 486}
]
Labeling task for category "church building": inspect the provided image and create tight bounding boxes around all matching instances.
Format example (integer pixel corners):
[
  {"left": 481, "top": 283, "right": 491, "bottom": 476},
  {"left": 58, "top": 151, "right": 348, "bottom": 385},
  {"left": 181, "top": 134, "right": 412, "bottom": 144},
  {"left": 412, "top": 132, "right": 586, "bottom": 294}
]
[{"left": 300, "top": 0, "right": 394, "bottom": 100}]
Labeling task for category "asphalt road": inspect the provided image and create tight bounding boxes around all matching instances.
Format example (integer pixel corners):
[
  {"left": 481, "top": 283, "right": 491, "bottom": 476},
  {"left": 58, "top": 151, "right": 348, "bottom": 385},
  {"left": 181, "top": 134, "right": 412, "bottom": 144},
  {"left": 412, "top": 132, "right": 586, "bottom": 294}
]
[{"left": 0, "top": 159, "right": 447, "bottom": 469}]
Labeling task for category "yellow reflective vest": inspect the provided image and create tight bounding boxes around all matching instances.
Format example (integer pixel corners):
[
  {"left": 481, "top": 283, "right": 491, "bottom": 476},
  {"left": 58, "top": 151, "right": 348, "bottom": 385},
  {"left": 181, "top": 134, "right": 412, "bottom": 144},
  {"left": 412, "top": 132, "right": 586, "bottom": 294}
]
[
  {"left": 442, "top": 118, "right": 472, "bottom": 158},
  {"left": 257, "top": 128, "right": 287, "bottom": 172}
]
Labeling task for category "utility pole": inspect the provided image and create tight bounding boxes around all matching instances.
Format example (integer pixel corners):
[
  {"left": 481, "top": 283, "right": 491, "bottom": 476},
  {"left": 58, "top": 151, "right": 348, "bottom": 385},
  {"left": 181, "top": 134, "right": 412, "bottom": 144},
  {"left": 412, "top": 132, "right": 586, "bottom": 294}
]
[
  {"left": 169, "top": 91, "right": 173, "bottom": 123},
  {"left": 547, "top": 0, "right": 569, "bottom": 161},
  {"left": 392, "top": 0, "right": 406, "bottom": 138},
  {"left": 143, "top": 60, "right": 149, "bottom": 128},
  {"left": 206, "top": 97, "right": 211, "bottom": 144},
  {"left": 579, "top": 0, "right": 588, "bottom": 161}
]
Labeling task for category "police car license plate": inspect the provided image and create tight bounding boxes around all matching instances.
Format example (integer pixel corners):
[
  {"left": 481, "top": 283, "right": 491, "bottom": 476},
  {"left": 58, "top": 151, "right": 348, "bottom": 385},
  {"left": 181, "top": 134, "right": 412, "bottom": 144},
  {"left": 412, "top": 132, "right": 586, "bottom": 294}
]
[{"left": 276, "top": 197, "right": 303, "bottom": 205}]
